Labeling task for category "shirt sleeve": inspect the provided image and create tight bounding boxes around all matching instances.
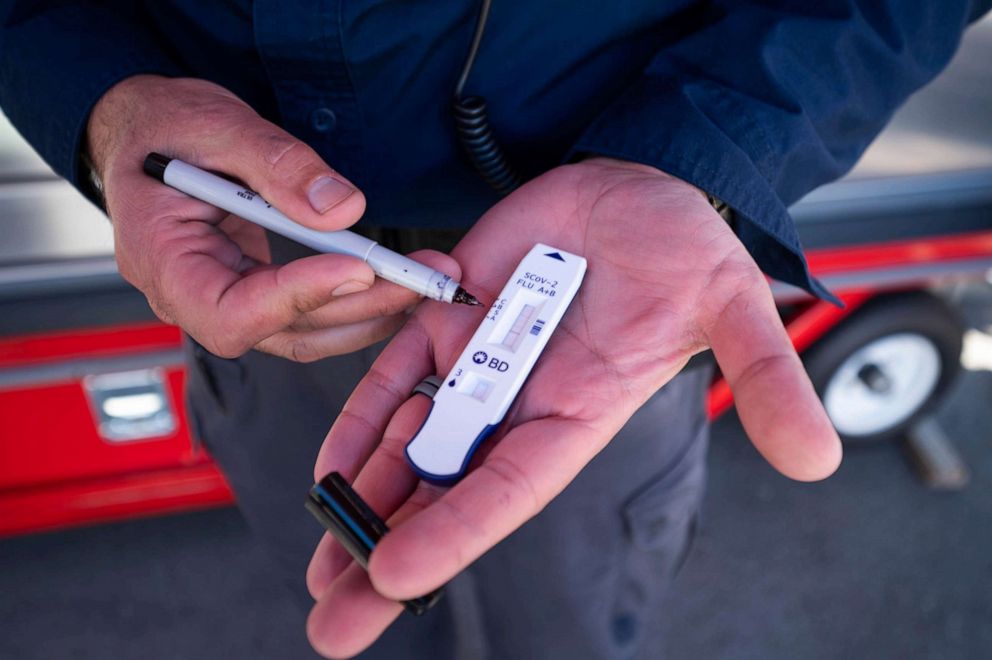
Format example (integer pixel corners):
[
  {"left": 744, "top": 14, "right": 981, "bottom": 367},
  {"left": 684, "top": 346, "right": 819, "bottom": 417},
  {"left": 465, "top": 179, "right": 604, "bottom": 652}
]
[
  {"left": 568, "top": 0, "right": 992, "bottom": 300},
  {"left": 0, "top": 2, "right": 184, "bottom": 193}
]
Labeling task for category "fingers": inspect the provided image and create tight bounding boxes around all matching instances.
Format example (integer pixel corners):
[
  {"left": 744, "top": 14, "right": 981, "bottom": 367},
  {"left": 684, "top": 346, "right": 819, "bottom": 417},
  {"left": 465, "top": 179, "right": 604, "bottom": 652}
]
[
  {"left": 367, "top": 416, "right": 604, "bottom": 600},
  {"left": 313, "top": 318, "right": 435, "bottom": 481},
  {"left": 305, "top": 391, "right": 440, "bottom": 658},
  {"left": 306, "top": 393, "right": 434, "bottom": 598},
  {"left": 256, "top": 314, "right": 406, "bottom": 362},
  {"left": 293, "top": 250, "right": 462, "bottom": 329},
  {"left": 306, "top": 250, "right": 462, "bottom": 481},
  {"left": 707, "top": 281, "right": 842, "bottom": 482},
  {"left": 307, "top": 564, "right": 403, "bottom": 659},
  {"left": 156, "top": 227, "right": 375, "bottom": 358},
  {"left": 308, "top": 245, "right": 474, "bottom": 481},
  {"left": 94, "top": 76, "right": 365, "bottom": 233},
  {"left": 95, "top": 78, "right": 474, "bottom": 365},
  {"left": 307, "top": 533, "right": 347, "bottom": 601},
  {"left": 260, "top": 250, "right": 462, "bottom": 361},
  {"left": 305, "top": 244, "right": 467, "bottom": 597},
  {"left": 197, "top": 118, "right": 365, "bottom": 232},
  {"left": 311, "top": 394, "right": 561, "bottom": 657}
]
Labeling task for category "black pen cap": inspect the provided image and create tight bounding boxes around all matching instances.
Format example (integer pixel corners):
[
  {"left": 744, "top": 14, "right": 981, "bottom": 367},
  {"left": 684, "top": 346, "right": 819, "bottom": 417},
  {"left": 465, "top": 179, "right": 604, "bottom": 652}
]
[{"left": 143, "top": 153, "right": 172, "bottom": 181}]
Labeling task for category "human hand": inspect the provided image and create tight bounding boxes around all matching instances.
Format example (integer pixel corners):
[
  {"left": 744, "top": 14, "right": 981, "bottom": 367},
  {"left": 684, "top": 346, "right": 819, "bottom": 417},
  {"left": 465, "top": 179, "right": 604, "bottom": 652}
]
[
  {"left": 305, "top": 158, "right": 842, "bottom": 656},
  {"left": 87, "top": 74, "right": 458, "bottom": 360}
]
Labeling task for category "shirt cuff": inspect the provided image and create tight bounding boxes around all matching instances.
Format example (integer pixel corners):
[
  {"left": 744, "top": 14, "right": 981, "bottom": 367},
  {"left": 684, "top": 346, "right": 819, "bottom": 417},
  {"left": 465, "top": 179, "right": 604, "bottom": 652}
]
[
  {"left": 0, "top": 7, "right": 185, "bottom": 204},
  {"left": 565, "top": 64, "right": 836, "bottom": 303}
]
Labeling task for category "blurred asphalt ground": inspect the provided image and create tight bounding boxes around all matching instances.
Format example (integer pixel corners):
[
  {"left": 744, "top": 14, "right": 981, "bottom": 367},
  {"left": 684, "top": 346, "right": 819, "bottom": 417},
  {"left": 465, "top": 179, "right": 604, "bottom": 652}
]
[{"left": 2, "top": 285, "right": 991, "bottom": 660}]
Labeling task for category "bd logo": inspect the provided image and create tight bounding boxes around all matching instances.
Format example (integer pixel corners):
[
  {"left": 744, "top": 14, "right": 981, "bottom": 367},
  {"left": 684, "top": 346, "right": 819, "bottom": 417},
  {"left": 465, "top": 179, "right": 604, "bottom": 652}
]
[{"left": 471, "top": 350, "right": 509, "bottom": 371}]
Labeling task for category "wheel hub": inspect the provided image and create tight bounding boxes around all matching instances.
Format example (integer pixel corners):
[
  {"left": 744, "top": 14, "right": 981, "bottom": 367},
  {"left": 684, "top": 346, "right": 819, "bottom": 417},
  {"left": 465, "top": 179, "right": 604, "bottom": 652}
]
[
  {"left": 856, "top": 363, "right": 892, "bottom": 393},
  {"left": 823, "top": 333, "right": 942, "bottom": 437}
]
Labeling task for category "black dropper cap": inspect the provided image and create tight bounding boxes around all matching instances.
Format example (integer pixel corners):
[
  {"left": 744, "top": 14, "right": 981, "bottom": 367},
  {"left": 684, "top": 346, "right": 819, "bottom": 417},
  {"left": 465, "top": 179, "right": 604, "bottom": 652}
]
[
  {"left": 305, "top": 472, "right": 444, "bottom": 616},
  {"left": 143, "top": 153, "right": 172, "bottom": 181}
]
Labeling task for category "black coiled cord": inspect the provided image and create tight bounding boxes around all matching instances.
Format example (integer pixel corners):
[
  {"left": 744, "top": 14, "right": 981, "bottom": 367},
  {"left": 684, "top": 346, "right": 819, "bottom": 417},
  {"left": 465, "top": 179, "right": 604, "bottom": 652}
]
[
  {"left": 452, "top": 0, "right": 521, "bottom": 196},
  {"left": 452, "top": 95, "right": 521, "bottom": 195}
]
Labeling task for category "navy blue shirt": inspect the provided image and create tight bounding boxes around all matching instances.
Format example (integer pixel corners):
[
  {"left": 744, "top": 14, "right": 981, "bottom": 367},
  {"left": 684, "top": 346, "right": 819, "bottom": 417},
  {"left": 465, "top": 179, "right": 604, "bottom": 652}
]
[{"left": 1, "top": 1, "right": 988, "bottom": 297}]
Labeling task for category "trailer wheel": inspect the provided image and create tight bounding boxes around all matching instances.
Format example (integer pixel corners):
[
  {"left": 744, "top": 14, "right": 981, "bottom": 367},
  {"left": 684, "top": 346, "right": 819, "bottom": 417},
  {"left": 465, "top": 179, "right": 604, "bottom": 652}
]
[{"left": 803, "top": 292, "right": 963, "bottom": 443}]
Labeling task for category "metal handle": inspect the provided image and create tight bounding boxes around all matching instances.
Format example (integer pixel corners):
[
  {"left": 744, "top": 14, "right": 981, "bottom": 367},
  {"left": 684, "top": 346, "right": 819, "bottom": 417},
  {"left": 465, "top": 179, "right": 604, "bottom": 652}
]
[{"left": 83, "top": 368, "right": 176, "bottom": 442}]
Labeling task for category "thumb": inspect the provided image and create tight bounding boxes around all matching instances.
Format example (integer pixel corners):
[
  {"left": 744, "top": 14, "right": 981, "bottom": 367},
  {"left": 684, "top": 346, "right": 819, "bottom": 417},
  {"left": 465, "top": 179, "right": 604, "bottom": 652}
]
[{"left": 194, "top": 117, "right": 365, "bottom": 232}]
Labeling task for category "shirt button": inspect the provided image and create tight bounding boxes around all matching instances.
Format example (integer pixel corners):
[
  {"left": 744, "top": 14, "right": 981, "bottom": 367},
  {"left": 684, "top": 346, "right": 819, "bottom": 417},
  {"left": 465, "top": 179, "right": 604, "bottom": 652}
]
[
  {"left": 309, "top": 107, "right": 337, "bottom": 134},
  {"left": 611, "top": 613, "right": 638, "bottom": 645}
]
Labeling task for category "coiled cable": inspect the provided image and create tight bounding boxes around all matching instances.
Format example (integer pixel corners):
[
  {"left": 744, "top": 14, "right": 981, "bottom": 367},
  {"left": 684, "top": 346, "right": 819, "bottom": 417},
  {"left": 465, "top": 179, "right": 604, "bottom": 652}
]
[{"left": 452, "top": 0, "right": 522, "bottom": 196}]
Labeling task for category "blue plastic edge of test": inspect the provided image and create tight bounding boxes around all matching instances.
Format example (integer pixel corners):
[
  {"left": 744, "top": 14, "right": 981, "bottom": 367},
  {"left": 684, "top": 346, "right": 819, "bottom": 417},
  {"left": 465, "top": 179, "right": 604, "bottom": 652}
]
[
  {"left": 404, "top": 418, "right": 501, "bottom": 487},
  {"left": 313, "top": 483, "right": 377, "bottom": 550}
]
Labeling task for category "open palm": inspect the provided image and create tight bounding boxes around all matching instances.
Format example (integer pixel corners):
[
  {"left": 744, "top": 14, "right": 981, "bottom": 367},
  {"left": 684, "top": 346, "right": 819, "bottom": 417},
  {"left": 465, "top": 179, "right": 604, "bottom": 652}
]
[{"left": 305, "top": 158, "right": 841, "bottom": 657}]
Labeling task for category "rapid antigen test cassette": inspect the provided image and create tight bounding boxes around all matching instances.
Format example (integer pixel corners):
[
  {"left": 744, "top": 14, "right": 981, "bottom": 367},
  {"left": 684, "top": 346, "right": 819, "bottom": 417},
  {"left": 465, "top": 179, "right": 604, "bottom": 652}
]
[{"left": 405, "top": 243, "right": 587, "bottom": 484}]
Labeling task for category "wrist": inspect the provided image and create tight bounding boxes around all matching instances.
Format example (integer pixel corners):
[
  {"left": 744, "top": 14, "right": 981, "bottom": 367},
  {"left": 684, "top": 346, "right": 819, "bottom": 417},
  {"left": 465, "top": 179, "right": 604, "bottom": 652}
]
[
  {"left": 84, "top": 75, "right": 254, "bottom": 205},
  {"left": 578, "top": 156, "right": 734, "bottom": 227},
  {"left": 85, "top": 74, "right": 166, "bottom": 181},
  {"left": 579, "top": 155, "right": 707, "bottom": 199}
]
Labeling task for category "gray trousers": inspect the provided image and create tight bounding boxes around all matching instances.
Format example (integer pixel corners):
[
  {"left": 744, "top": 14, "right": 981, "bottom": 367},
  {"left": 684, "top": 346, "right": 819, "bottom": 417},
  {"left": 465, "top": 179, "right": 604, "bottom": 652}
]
[{"left": 184, "top": 230, "right": 710, "bottom": 660}]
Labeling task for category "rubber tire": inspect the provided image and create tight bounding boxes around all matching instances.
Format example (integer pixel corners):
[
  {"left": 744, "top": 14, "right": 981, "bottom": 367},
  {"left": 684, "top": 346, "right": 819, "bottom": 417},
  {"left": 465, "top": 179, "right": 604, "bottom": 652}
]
[{"left": 803, "top": 291, "right": 963, "bottom": 444}]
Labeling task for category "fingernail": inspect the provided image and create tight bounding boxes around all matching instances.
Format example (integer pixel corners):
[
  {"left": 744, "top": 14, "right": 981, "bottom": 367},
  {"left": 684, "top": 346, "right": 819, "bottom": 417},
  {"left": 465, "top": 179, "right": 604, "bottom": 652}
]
[
  {"left": 332, "top": 280, "right": 370, "bottom": 296},
  {"left": 308, "top": 176, "right": 354, "bottom": 213}
]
